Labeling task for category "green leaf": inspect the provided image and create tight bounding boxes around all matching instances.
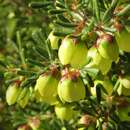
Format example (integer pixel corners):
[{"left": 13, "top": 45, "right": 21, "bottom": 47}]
[
  {"left": 82, "top": 67, "right": 99, "bottom": 78},
  {"left": 0, "top": 60, "right": 7, "bottom": 68},
  {"left": 29, "top": 2, "right": 53, "bottom": 9},
  {"left": 81, "top": 19, "right": 95, "bottom": 40},
  {"left": 102, "top": 0, "right": 119, "bottom": 23},
  {"left": 53, "top": 30, "right": 74, "bottom": 37},
  {"left": 32, "top": 30, "right": 46, "bottom": 47},
  {"left": 112, "top": 79, "right": 120, "bottom": 94},
  {"left": 17, "top": 70, "right": 36, "bottom": 76},
  {"left": 57, "top": 15, "right": 70, "bottom": 23},
  {"left": 35, "top": 46, "right": 48, "bottom": 59},
  {"left": 116, "top": 4, "right": 130, "bottom": 17},
  {"left": 33, "top": 46, "right": 49, "bottom": 60},
  {"left": 97, "top": 119, "right": 102, "bottom": 130},
  {"left": 0, "top": 71, "right": 4, "bottom": 79},
  {"left": 16, "top": 31, "right": 26, "bottom": 69},
  {"left": 56, "top": 2, "right": 66, "bottom": 9},
  {"left": 49, "top": 9, "right": 66, "bottom": 15},
  {"left": 26, "top": 59, "right": 45, "bottom": 67},
  {"left": 20, "top": 76, "right": 37, "bottom": 87},
  {"left": 96, "top": 84, "right": 102, "bottom": 104},
  {"left": 101, "top": 86, "right": 108, "bottom": 95},
  {"left": 5, "top": 78, "right": 20, "bottom": 85},
  {"left": 45, "top": 39, "right": 53, "bottom": 61},
  {"left": 86, "top": 74, "right": 94, "bottom": 87},
  {"left": 92, "top": 0, "right": 100, "bottom": 22},
  {"left": 55, "top": 20, "right": 76, "bottom": 28}
]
